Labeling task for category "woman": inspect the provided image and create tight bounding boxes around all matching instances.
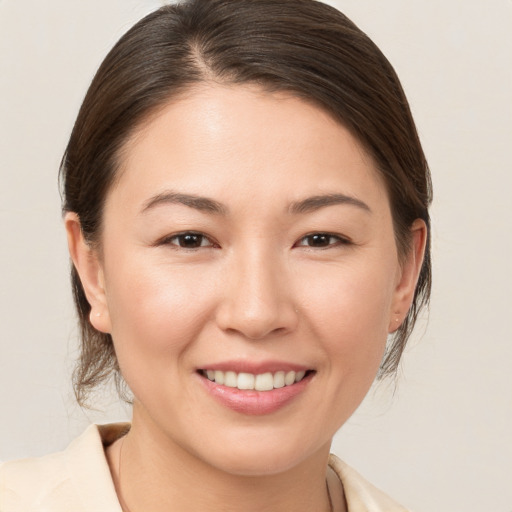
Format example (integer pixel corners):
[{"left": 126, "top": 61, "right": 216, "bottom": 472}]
[{"left": 0, "top": 0, "right": 431, "bottom": 510}]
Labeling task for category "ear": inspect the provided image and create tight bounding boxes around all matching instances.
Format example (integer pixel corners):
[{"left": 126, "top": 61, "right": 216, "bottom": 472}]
[
  {"left": 65, "top": 212, "right": 112, "bottom": 333},
  {"left": 388, "top": 219, "right": 428, "bottom": 333}
]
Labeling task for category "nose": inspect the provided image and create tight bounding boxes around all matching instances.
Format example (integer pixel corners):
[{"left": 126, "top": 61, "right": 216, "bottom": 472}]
[{"left": 215, "top": 247, "right": 299, "bottom": 340}]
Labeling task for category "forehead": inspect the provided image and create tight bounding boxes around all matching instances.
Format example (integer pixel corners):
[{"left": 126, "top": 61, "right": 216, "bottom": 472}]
[{"left": 110, "top": 84, "right": 387, "bottom": 213}]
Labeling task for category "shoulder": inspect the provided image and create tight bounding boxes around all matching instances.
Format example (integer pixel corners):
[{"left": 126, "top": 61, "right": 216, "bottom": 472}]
[
  {"left": 328, "top": 454, "right": 411, "bottom": 512},
  {"left": 0, "top": 449, "right": 72, "bottom": 512},
  {"left": 0, "top": 423, "right": 128, "bottom": 512}
]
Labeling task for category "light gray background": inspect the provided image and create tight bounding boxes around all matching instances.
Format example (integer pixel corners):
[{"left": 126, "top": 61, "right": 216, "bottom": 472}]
[{"left": 1, "top": 1, "right": 511, "bottom": 511}]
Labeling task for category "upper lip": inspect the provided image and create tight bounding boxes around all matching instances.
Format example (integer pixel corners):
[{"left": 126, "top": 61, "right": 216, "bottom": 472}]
[{"left": 197, "top": 360, "right": 312, "bottom": 374}]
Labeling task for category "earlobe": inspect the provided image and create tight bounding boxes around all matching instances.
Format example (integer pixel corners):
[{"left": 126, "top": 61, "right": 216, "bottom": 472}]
[
  {"left": 388, "top": 219, "right": 427, "bottom": 333},
  {"left": 64, "top": 212, "right": 112, "bottom": 334}
]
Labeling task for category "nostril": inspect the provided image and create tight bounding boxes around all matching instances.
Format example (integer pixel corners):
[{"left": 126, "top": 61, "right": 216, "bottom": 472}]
[
  {"left": 224, "top": 324, "right": 288, "bottom": 340},
  {"left": 216, "top": 300, "right": 299, "bottom": 340}
]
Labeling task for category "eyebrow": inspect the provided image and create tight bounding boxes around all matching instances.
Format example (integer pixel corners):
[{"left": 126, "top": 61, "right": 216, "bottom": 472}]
[
  {"left": 141, "top": 191, "right": 370, "bottom": 216},
  {"left": 288, "top": 193, "right": 371, "bottom": 214},
  {"left": 141, "top": 191, "right": 228, "bottom": 215}
]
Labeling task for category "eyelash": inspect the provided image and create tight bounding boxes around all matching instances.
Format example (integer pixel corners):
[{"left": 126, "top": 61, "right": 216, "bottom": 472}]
[
  {"left": 157, "top": 231, "right": 350, "bottom": 250},
  {"left": 156, "top": 232, "right": 217, "bottom": 249},
  {"left": 295, "top": 233, "right": 351, "bottom": 249}
]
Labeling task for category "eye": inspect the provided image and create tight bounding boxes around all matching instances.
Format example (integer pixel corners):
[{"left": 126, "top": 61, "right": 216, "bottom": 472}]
[
  {"left": 295, "top": 233, "right": 348, "bottom": 248},
  {"left": 159, "top": 232, "right": 215, "bottom": 249}
]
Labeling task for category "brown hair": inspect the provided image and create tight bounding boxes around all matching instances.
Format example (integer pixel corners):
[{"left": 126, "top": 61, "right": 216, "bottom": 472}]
[{"left": 60, "top": 0, "right": 432, "bottom": 406}]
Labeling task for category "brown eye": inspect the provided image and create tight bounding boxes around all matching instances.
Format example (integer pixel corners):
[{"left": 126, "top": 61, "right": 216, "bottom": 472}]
[
  {"left": 178, "top": 234, "right": 204, "bottom": 248},
  {"left": 164, "top": 232, "right": 213, "bottom": 249},
  {"left": 296, "top": 233, "right": 347, "bottom": 248},
  {"left": 306, "top": 234, "right": 331, "bottom": 247}
]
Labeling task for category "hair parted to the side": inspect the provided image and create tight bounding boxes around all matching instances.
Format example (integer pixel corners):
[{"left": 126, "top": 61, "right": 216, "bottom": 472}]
[{"left": 60, "top": 0, "right": 432, "bottom": 407}]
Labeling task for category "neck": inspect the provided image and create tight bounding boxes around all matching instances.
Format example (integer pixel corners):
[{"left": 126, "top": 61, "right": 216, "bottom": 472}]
[{"left": 107, "top": 413, "right": 338, "bottom": 512}]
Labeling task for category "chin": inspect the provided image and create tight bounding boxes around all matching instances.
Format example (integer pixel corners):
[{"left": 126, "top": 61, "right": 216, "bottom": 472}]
[
  {"left": 195, "top": 431, "right": 328, "bottom": 477},
  {"left": 207, "top": 450, "right": 309, "bottom": 477}
]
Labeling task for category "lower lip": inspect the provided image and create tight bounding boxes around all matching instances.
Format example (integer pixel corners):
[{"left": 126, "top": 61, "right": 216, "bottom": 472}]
[{"left": 198, "top": 372, "right": 313, "bottom": 415}]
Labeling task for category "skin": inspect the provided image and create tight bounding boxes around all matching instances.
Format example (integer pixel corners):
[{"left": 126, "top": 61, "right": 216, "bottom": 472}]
[{"left": 66, "top": 84, "right": 426, "bottom": 512}]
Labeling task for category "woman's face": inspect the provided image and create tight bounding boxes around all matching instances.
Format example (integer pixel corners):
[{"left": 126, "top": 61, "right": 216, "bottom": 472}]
[{"left": 75, "top": 85, "right": 419, "bottom": 475}]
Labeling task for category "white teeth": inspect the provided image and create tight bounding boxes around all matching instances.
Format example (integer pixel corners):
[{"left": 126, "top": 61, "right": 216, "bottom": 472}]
[
  {"left": 284, "top": 371, "right": 296, "bottom": 386},
  {"left": 224, "top": 371, "right": 237, "bottom": 388},
  {"left": 273, "top": 371, "right": 285, "bottom": 389},
  {"left": 203, "top": 369, "right": 309, "bottom": 391},
  {"left": 255, "top": 372, "right": 274, "bottom": 391},
  {"left": 295, "top": 370, "right": 306, "bottom": 382},
  {"left": 237, "top": 372, "right": 255, "bottom": 390}
]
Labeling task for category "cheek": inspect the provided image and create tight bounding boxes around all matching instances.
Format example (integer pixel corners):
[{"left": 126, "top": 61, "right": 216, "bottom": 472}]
[
  {"left": 300, "top": 258, "right": 395, "bottom": 368},
  {"left": 283, "top": 261, "right": 396, "bottom": 440},
  {"left": 103, "top": 258, "right": 217, "bottom": 371}
]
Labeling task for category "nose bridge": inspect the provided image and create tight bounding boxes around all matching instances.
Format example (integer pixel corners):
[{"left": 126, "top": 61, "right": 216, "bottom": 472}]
[{"left": 217, "top": 241, "right": 296, "bottom": 339}]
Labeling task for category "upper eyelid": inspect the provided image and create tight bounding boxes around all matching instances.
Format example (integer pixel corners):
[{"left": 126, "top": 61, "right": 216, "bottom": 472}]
[
  {"left": 154, "top": 231, "right": 351, "bottom": 247},
  {"left": 296, "top": 232, "right": 351, "bottom": 244},
  {"left": 156, "top": 231, "right": 216, "bottom": 246}
]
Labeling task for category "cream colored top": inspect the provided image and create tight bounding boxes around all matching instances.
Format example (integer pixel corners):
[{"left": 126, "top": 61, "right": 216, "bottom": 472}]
[{"left": 0, "top": 424, "right": 408, "bottom": 511}]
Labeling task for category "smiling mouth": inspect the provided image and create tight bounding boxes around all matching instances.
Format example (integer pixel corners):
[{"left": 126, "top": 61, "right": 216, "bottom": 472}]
[{"left": 199, "top": 369, "right": 313, "bottom": 392}]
